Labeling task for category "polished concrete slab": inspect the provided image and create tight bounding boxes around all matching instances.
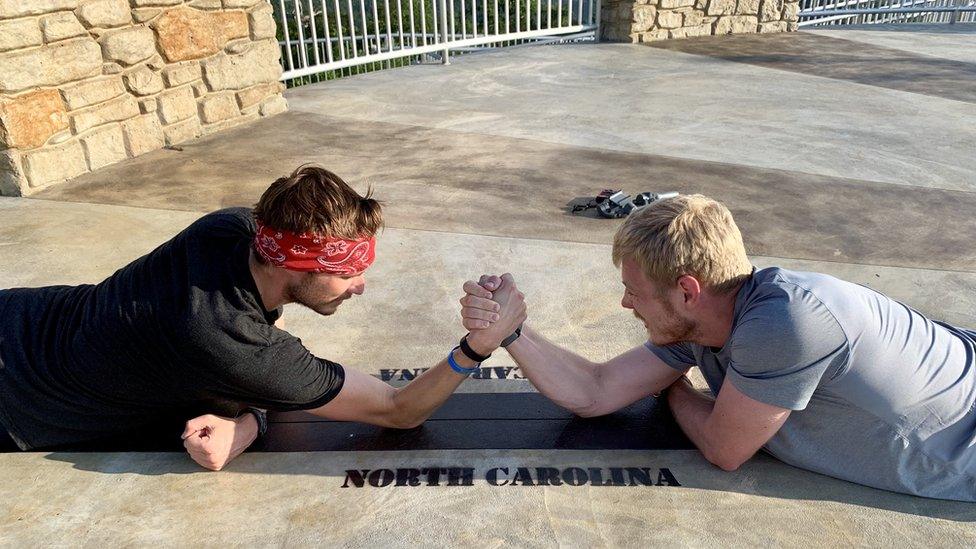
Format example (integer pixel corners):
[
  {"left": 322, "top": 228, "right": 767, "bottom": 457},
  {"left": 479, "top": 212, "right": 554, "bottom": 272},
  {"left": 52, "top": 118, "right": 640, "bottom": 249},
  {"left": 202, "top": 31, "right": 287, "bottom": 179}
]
[
  {"left": 648, "top": 30, "right": 976, "bottom": 103},
  {"left": 2, "top": 451, "right": 974, "bottom": 546},
  {"left": 35, "top": 113, "right": 976, "bottom": 271},
  {"left": 3, "top": 25, "right": 976, "bottom": 545},
  {"left": 806, "top": 24, "right": 976, "bottom": 64}
]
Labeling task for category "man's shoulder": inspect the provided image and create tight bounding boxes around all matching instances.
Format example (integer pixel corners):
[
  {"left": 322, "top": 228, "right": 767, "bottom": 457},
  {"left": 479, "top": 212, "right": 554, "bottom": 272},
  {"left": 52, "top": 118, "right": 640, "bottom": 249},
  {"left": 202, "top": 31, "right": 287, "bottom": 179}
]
[
  {"left": 189, "top": 207, "right": 255, "bottom": 234},
  {"left": 735, "top": 268, "right": 850, "bottom": 341}
]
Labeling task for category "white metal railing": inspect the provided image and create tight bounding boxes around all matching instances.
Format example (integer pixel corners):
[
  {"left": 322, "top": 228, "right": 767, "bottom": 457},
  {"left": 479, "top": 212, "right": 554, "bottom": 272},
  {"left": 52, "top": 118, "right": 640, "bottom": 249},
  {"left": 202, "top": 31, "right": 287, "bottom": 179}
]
[
  {"left": 799, "top": 0, "right": 976, "bottom": 26},
  {"left": 274, "top": 0, "right": 600, "bottom": 82}
]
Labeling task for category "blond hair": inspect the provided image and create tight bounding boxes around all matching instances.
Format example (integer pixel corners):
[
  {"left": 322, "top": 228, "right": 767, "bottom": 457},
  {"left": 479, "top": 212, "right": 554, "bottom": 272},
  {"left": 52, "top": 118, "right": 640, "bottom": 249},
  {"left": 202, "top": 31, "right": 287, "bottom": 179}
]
[{"left": 612, "top": 194, "right": 752, "bottom": 294}]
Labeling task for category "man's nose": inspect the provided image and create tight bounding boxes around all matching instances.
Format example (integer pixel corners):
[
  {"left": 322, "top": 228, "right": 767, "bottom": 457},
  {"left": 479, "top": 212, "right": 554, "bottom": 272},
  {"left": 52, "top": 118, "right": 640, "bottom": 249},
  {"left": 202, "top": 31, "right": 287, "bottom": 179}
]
[
  {"left": 350, "top": 276, "right": 366, "bottom": 295},
  {"left": 621, "top": 294, "right": 633, "bottom": 310}
]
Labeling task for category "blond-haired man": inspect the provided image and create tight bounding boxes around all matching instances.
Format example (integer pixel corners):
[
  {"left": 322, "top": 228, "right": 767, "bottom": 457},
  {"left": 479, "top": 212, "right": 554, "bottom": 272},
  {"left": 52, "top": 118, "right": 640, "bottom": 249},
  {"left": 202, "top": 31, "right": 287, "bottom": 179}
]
[{"left": 461, "top": 194, "right": 976, "bottom": 501}]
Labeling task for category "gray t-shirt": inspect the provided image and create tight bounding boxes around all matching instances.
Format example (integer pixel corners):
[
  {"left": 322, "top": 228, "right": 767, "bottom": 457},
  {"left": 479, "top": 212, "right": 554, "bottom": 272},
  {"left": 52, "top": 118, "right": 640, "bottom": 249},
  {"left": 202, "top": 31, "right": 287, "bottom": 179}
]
[{"left": 649, "top": 267, "right": 976, "bottom": 501}]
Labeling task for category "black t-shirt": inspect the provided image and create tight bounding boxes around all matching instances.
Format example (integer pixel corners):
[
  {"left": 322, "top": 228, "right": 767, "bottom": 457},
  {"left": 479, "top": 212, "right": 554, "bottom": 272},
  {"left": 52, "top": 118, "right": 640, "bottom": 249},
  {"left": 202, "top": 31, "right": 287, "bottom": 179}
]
[{"left": 0, "top": 208, "right": 345, "bottom": 449}]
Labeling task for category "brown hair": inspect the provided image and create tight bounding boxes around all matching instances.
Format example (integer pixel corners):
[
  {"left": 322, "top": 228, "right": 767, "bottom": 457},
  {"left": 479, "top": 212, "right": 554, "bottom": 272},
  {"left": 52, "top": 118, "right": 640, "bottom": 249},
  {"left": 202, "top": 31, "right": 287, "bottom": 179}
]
[
  {"left": 612, "top": 194, "right": 751, "bottom": 295},
  {"left": 253, "top": 165, "right": 383, "bottom": 239}
]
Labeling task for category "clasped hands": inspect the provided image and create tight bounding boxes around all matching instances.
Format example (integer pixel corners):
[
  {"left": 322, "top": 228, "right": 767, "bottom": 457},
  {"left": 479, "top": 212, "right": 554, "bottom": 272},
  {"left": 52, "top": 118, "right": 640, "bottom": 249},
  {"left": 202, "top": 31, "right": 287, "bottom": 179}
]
[{"left": 459, "top": 273, "right": 525, "bottom": 355}]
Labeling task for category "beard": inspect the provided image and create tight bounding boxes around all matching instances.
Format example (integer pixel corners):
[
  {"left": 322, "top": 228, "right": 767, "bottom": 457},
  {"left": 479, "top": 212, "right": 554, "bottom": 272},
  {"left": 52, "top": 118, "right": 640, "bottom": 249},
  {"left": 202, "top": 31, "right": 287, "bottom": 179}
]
[
  {"left": 635, "top": 300, "right": 696, "bottom": 346},
  {"left": 289, "top": 276, "right": 347, "bottom": 317}
]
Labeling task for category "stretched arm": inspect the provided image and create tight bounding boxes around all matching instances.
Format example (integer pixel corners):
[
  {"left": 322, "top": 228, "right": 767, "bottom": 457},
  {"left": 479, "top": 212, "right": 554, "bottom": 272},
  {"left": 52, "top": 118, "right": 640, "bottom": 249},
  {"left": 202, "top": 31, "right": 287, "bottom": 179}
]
[
  {"left": 310, "top": 275, "right": 526, "bottom": 428},
  {"left": 461, "top": 277, "right": 686, "bottom": 417},
  {"left": 507, "top": 325, "right": 685, "bottom": 417},
  {"left": 667, "top": 376, "right": 790, "bottom": 471}
]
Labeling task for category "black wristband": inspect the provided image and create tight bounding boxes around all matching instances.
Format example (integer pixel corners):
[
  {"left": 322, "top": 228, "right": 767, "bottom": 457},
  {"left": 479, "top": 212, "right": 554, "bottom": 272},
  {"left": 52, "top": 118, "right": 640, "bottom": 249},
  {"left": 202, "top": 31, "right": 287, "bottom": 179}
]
[
  {"left": 243, "top": 407, "right": 268, "bottom": 437},
  {"left": 500, "top": 324, "right": 523, "bottom": 347},
  {"left": 459, "top": 335, "right": 491, "bottom": 363}
]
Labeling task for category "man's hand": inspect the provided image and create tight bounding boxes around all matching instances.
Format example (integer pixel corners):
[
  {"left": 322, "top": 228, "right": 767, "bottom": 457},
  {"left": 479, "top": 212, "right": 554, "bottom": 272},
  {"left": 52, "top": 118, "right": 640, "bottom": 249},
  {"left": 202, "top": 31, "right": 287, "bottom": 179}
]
[
  {"left": 181, "top": 413, "right": 259, "bottom": 471},
  {"left": 461, "top": 273, "right": 526, "bottom": 355}
]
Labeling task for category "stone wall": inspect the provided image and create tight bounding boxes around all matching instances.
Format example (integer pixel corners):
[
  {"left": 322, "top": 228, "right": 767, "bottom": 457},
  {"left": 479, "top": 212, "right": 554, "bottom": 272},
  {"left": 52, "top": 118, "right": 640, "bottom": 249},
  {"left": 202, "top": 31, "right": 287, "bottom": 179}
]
[
  {"left": 601, "top": 0, "right": 799, "bottom": 43},
  {"left": 0, "top": 0, "right": 287, "bottom": 196}
]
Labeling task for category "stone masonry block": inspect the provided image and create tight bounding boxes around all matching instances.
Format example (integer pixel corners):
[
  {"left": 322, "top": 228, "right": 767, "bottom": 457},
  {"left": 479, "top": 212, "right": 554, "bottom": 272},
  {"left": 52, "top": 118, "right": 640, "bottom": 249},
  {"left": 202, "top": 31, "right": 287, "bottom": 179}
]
[
  {"left": 133, "top": 8, "right": 163, "bottom": 23},
  {"left": 75, "top": 0, "right": 132, "bottom": 28},
  {"left": 659, "top": 0, "right": 695, "bottom": 7},
  {"left": 249, "top": 3, "right": 275, "bottom": 40},
  {"left": 0, "top": 149, "right": 25, "bottom": 196},
  {"left": 783, "top": 1, "right": 799, "bottom": 21},
  {"left": 70, "top": 94, "right": 140, "bottom": 133},
  {"left": 657, "top": 10, "right": 684, "bottom": 28},
  {"left": 706, "top": 0, "right": 736, "bottom": 15},
  {"left": 631, "top": 6, "right": 657, "bottom": 32},
  {"left": 102, "top": 61, "right": 123, "bottom": 74},
  {"left": 189, "top": 0, "right": 223, "bottom": 8},
  {"left": 22, "top": 139, "right": 88, "bottom": 189},
  {"left": 0, "top": 0, "right": 80, "bottom": 19},
  {"left": 213, "top": 11, "right": 249, "bottom": 43},
  {"left": 121, "top": 113, "right": 164, "bottom": 156},
  {"left": 100, "top": 26, "right": 157, "bottom": 65},
  {"left": 670, "top": 23, "right": 712, "bottom": 38},
  {"left": 124, "top": 65, "right": 165, "bottom": 95},
  {"left": 638, "top": 29, "right": 671, "bottom": 42},
  {"left": 130, "top": 0, "right": 182, "bottom": 6},
  {"left": 0, "top": 89, "right": 69, "bottom": 149},
  {"left": 40, "top": 12, "right": 87, "bottom": 42},
  {"left": 736, "top": 0, "right": 761, "bottom": 14},
  {"left": 153, "top": 7, "right": 247, "bottom": 62},
  {"left": 139, "top": 97, "right": 157, "bottom": 113},
  {"left": 759, "top": 20, "right": 787, "bottom": 32},
  {"left": 201, "top": 111, "right": 257, "bottom": 135},
  {"left": 223, "top": 0, "right": 264, "bottom": 7},
  {"left": 235, "top": 81, "right": 281, "bottom": 109},
  {"left": 162, "top": 116, "right": 201, "bottom": 145},
  {"left": 759, "top": 0, "right": 783, "bottom": 21},
  {"left": 714, "top": 14, "right": 758, "bottom": 33},
  {"left": 80, "top": 123, "right": 128, "bottom": 169},
  {"left": 162, "top": 62, "right": 203, "bottom": 87},
  {"left": 258, "top": 95, "right": 286, "bottom": 117},
  {"left": 158, "top": 86, "right": 197, "bottom": 124},
  {"left": 683, "top": 9, "right": 705, "bottom": 26},
  {"left": 198, "top": 92, "right": 240, "bottom": 123},
  {"left": 60, "top": 76, "right": 125, "bottom": 109},
  {"left": 202, "top": 39, "right": 281, "bottom": 91},
  {"left": 0, "top": 18, "right": 43, "bottom": 52},
  {"left": 0, "top": 38, "right": 102, "bottom": 93}
]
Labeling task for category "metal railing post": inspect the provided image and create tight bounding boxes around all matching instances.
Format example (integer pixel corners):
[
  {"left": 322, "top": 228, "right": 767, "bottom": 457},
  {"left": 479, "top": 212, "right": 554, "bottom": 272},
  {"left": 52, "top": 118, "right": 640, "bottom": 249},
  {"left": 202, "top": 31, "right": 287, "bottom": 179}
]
[
  {"left": 950, "top": 8, "right": 958, "bottom": 23},
  {"left": 594, "top": 0, "right": 602, "bottom": 41},
  {"left": 439, "top": 0, "right": 451, "bottom": 64}
]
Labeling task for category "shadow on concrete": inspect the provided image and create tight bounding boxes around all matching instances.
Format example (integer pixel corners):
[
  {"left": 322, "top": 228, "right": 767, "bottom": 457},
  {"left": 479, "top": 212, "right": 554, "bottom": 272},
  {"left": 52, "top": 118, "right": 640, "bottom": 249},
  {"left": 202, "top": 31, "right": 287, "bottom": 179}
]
[
  {"left": 648, "top": 32, "right": 976, "bottom": 104},
  {"left": 34, "top": 114, "right": 976, "bottom": 272}
]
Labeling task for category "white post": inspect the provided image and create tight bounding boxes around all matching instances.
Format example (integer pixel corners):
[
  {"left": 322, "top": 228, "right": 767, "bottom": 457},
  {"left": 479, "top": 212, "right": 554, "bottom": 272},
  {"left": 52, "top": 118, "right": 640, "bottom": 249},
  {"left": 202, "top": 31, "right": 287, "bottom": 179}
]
[{"left": 439, "top": 0, "right": 451, "bottom": 64}]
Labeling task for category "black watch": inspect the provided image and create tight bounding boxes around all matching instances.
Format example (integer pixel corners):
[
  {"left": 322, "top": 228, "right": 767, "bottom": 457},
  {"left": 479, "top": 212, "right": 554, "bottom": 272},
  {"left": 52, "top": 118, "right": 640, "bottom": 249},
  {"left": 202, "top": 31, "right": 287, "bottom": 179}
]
[
  {"left": 242, "top": 407, "right": 268, "bottom": 437},
  {"left": 500, "top": 324, "right": 523, "bottom": 347},
  {"left": 459, "top": 335, "right": 492, "bottom": 363}
]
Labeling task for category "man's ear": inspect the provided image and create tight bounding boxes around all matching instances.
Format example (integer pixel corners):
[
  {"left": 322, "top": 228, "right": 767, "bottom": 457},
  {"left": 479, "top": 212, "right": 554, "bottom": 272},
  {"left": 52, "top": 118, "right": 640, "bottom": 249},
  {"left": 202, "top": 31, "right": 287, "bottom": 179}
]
[{"left": 676, "top": 275, "right": 702, "bottom": 305}]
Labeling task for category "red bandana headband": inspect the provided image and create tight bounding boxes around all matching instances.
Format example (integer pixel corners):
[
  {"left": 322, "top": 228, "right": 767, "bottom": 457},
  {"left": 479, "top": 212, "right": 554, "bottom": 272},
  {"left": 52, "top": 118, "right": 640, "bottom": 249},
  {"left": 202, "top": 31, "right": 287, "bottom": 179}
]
[{"left": 254, "top": 222, "right": 376, "bottom": 275}]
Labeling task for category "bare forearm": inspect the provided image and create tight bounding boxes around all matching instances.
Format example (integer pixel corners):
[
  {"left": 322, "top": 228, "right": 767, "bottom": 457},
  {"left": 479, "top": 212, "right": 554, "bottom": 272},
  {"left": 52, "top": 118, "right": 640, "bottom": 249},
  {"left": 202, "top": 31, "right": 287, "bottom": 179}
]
[
  {"left": 388, "top": 348, "right": 476, "bottom": 428},
  {"left": 667, "top": 381, "right": 728, "bottom": 468},
  {"left": 504, "top": 325, "right": 603, "bottom": 413}
]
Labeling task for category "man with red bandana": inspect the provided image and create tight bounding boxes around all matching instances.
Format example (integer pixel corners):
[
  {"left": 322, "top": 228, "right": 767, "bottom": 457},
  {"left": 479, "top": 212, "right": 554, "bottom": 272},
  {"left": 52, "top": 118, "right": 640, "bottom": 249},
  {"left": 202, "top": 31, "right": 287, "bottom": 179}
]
[{"left": 0, "top": 165, "right": 525, "bottom": 470}]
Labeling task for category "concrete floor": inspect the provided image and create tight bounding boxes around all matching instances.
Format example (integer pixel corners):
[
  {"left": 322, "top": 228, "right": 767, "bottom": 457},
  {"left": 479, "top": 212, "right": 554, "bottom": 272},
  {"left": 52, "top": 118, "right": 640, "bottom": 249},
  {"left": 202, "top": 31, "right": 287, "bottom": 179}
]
[{"left": 3, "top": 24, "right": 976, "bottom": 545}]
